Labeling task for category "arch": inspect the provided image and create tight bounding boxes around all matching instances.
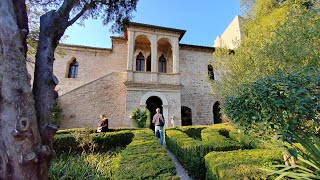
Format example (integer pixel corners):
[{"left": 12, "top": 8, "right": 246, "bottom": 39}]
[
  {"left": 140, "top": 92, "right": 168, "bottom": 106},
  {"left": 157, "top": 38, "right": 172, "bottom": 73},
  {"left": 136, "top": 52, "right": 145, "bottom": 71},
  {"left": 208, "top": 64, "right": 214, "bottom": 80},
  {"left": 157, "top": 36, "right": 173, "bottom": 47},
  {"left": 213, "top": 101, "right": 222, "bottom": 124},
  {"left": 134, "top": 34, "right": 151, "bottom": 43},
  {"left": 181, "top": 106, "right": 192, "bottom": 126},
  {"left": 146, "top": 96, "right": 163, "bottom": 130},
  {"left": 158, "top": 54, "right": 167, "bottom": 73},
  {"left": 140, "top": 92, "right": 169, "bottom": 128},
  {"left": 67, "top": 58, "right": 78, "bottom": 78}
]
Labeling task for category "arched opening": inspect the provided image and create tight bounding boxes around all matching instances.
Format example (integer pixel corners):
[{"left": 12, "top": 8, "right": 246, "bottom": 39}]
[
  {"left": 134, "top": 35, "right": 151, "bottom": 72},
  {"left": 213, "top": 101, "right": 222, "bottom": 124},
  {"left": 136, "top": 52, "right": 145, "bottom": 71},
  {"left": 159, "top": 54, "right": 167, "bottom": 73},
  {"left": 208, "top": 64, "right": 214, "bottom": 80},
  {"left": 157, "top": 38, "right": 172, "bottom": 73},
  {"left": 67, "top": 58, "right": 78, "bottom": 78},
  {"left": 146, "top": 96, "right": 163, "bottom": 130},
  {"left": 181, "top": 106, "right": 192, "bottom": 126}
]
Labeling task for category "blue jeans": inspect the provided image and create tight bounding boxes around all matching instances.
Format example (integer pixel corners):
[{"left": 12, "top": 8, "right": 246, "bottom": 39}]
[{"left": 155, "top": 126, "right": 164, "bottom": 145}]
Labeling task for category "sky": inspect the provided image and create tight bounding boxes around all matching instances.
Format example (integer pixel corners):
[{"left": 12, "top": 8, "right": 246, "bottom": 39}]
[{"left": 63, "top": 0, "right": 241, "bottom": 48}]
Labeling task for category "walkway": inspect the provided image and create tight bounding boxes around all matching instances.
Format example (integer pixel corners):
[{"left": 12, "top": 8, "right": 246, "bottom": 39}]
[{"left": 164, "top": 145, "right": 193, "bottom": 180}]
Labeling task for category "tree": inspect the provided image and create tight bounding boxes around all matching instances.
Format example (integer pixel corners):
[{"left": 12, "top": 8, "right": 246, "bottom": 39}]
[
  {"left": 0, "top": 0, "right": 138, "bottom": 178},
  {"left": 212, "top": 0, "right": 320, "bottom": 98},
  {"left": 210, "top": 0, "right": 320, "bottom": 137}
]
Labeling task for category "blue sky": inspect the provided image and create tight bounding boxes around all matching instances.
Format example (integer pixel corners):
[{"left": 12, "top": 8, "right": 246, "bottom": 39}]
[{"left": 64, "top": 0, "right": 240, "bottom": 48}]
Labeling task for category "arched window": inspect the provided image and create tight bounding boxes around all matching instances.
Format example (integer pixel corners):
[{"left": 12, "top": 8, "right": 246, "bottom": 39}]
[
  {"left": 136, "top": 52, "right": 145, "bottom": 71},
  {"left": 146, "top": 55, "right": 151, "bottom": 72},
  {"left": 158, "top": 54, "right": 167, "bottom": 73},
  {"left": 208, "top": 64, "right": 214, "bottom": 80},
  {"left": 68, "top": 59, "right": 78, "bottom": 78}
]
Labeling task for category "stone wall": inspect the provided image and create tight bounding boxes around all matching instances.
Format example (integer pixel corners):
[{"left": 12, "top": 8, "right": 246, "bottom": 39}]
[
  {"left": 179, "top": 46, "right": 219, "bottom": 125},
  {"left": 58, "top": 72, "right": 127, "bottom": 129},
  {"left": 125, "top": 90, "right": 181, "bottom": 128},
  {"left": 54, "top": 38, "right": 127, "bottom": 95}
]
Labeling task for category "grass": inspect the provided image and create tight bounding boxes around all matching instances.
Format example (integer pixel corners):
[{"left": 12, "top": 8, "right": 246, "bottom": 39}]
[{"left": 49, "top": 149, "right": 122, "bottom": 179}]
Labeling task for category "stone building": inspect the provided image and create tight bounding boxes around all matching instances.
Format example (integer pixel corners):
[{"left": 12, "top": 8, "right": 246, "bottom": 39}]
[
  {"left": 214, "top": 15, "right": 243, "bottom": 49},
  {"left": 47, "top": 22, "right": 223, "bottom": 129}
]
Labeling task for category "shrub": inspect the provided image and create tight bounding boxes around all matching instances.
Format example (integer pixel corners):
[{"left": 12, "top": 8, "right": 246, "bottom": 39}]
[
  {"left": 205, "top": 149, "right": 283, "bottom": 179},
  {"left": 54, "top": 131, "right": 134, "bottom": 154},
  {"left": 51, "top": 105, "right": 63, "bottom": 127},
  {"left": 165, "top": 124, "right": 242, "bottom": 179},
  {"left": 224, "top": 66, "right": 320, "bottom": 138},
  {"left": 177, "top": 126, "right": 207, "bottom": 140},
  {"left": 130, "top": 108, "right": 148, "bottom": 128},
  {"left": 114, "top": 129, "right": 177, "bottom": 179}
]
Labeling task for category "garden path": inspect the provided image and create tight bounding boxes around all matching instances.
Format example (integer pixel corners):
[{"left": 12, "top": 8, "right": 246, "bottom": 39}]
[{"left": 164, "top": 145, "right": 193, "bottom": 180}]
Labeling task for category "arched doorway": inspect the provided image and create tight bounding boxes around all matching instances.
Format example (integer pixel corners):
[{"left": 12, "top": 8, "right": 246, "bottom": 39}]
[
  {"left": 181, "top": 106, "right": 192, "bottom": 126},
  {"left": 146, "top": 96, "right": 163, "bottom": 130},
  {"left": 213, "top": 101, "right": 222, "bottom": 124}
]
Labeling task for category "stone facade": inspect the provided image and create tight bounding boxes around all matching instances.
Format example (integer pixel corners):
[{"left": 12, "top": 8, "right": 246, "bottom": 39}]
[
  {"left": 34, "top": 22, "right": 223, "bottom": 129},
  {"left": 214, "top": 15, "right": 243, "bottom": 49}
]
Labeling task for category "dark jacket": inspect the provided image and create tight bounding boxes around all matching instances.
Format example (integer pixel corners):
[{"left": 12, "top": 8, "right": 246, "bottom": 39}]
[
  {"left": 99, "top": 118, "right": 108, "bottom": 132},
  {"left": 152, "top": 113, "right": 165, "bottom": 126}
]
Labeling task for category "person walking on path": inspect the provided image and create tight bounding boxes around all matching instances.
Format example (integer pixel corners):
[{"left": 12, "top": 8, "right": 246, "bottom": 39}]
[{"left": 152, "top": 108, "right": 165, "bottom": 145}]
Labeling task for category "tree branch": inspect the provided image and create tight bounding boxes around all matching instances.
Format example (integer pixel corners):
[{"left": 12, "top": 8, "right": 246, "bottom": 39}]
[{"left": 67, "top": 4, "right": 89, "bottom": 26}]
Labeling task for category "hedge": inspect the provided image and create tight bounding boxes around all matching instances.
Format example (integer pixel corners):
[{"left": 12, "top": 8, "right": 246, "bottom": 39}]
[
  {"left": 55, "top": 127, "right": 134, "bottom": 134},
  {"left": 54, "top": 131, "right": 134, "bottom": 153},
  {"left": 205, "top": 149, "right": 283, "bottom": 179},
  {"left": 165, "top": 123, "right": 242, "bottom": 179},
  {"left": 114, "top": 129, "right": 178, "bottom": 179},
  {"left": 177, "top": 126, "right": 207, "bottom": 140}
]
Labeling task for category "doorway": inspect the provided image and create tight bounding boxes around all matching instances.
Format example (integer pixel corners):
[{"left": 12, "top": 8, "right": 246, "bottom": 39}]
[
  {"left": 146, "top": 96, "right": 163, "bottom": 130},
  {"left": 181, "top": 106, "right": 192, "bottom": 126},
  {"left": 213, "top": 101, "right": 222, "bottom": 124}
]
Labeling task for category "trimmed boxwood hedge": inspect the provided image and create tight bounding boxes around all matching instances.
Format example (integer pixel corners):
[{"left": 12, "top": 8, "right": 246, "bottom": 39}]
[
  {"left": 177, "top": 126, "right": 207, "bottom": 140},
  {"left": 114, "top": 129, "right": 178, "bottom": 179},
  {"left": 205, "top": 149, "right": 283, "bottom": 179},
  {"left": 54, "top": 130, "right": 134, "bottom": 153},
  {"left": 165, "top": 123, "right": 242, "bottom": 179}
]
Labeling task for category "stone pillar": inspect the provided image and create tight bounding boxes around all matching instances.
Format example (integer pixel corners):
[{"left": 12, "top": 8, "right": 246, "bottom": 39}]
[
  {"left": 151, "top": 35, "right": 158, "bottom": 83},
  {"left": 163, "top": 105, "right": 169, "bottom": 128},
  {"left": 172, "top": 38, "right": 180, "bottom": 84},
  {"left": 127, "top": 31, "right": 135, "bottom": 81}
]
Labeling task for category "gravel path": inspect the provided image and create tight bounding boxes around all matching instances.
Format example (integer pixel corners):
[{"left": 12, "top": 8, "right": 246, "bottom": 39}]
[{"left": 164, "top": 145, "right": 193, "bottom": 180}]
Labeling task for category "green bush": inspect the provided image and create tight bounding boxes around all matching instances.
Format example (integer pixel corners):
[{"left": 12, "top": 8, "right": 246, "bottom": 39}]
[
  {"left": 177, "top": 126, "right": 207, "bottom": 140},
  {"left": 54, "top": 131, "right": 134, "bottom": 154},
  {"left": 224, "top": 66, "right": 320, "bottom": 138},
  {"left": 51, "top": 105, "right": 63, "bottom": 127},
  {"left": 205, "top": 149, "right": 283, "bottom": 180},
  {"left": 114, "top": 129, "right": 177, "bottom": 179},
  {"left": 56, "top": 127, "right": 134, "bottom": 134},
  {"left": 165, "top": 124, "right": 242, "bottom": 179},
  {"left": 130, "top": 108, "right": 148, "bottom": 128}
]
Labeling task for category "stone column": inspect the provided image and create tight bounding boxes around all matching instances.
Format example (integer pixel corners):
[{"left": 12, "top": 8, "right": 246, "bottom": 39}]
[
  {"left": 151, "top": 35, "right": 158, "bottom": 83},
  {"left": 172, "top": 38, "right": 180, "bottom": 84},
  {"left": 127, "top": 31, "right": 135, "bottom": 81}
]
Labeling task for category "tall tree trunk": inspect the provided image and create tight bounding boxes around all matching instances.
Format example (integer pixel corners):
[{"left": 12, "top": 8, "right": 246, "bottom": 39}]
[
  {"left": 32, "top": 1, "right": 75, "bottom": 178},
  {"left": 0, "top": 0, "right": 43, "bottom": 179}
]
